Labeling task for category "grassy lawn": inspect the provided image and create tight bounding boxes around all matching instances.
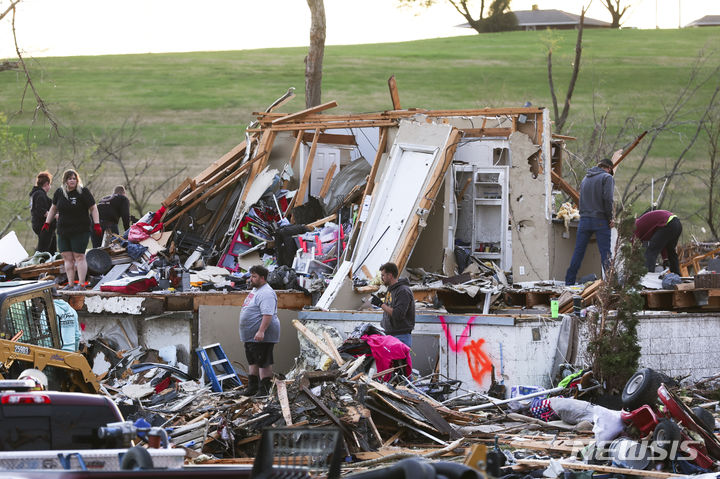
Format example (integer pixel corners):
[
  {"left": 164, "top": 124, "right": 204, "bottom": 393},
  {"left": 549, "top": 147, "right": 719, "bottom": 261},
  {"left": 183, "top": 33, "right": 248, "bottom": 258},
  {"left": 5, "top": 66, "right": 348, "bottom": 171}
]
[{"left": 1, "top": 26, "right": 719, "bottom": 247}]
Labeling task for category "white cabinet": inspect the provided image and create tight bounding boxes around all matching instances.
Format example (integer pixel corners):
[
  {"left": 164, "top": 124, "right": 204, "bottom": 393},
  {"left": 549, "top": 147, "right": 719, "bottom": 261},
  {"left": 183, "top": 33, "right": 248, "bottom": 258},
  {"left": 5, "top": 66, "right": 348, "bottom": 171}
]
[{"left": 455, "top": 165, "right": 510, "bottom": 270}]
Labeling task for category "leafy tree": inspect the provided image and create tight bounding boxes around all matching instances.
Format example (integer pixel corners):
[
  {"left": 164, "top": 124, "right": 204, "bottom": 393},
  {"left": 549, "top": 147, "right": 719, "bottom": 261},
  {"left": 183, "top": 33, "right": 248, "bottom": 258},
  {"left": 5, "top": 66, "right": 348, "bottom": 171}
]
[
  {"left": 398, "top": 0, "right": 517, "bottom": 34},
  {"left": 585, "top": 209, "right": 645, "bottom": 392},
  {"left": 601, "top": 0, "right": 629, "bottom": 29}
]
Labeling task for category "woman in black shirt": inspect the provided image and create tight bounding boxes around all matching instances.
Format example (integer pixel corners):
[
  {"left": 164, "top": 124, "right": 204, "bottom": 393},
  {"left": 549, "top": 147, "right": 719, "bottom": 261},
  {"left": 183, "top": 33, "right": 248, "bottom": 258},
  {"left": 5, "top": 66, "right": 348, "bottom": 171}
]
[
  {"left": 43, "top": 169, "right": 101, "bottom": 290},
  {"left": 29, "top": 170, "right": 56, "bottom": 254}
]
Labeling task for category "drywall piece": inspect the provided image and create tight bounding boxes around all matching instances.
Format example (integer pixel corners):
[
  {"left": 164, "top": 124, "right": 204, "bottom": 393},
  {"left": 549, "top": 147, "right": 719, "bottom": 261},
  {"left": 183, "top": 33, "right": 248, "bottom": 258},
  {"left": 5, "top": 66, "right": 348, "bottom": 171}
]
[
  {"left": 508, "top": 125, "right": 552, "bottom": 281},
  {"left": 315, "top": 261, "right": 353, "bottom": 310},
  {"left": 85, "top": 296, "right": 147, "bottom": 315},
  {"left": 0, "top": 231, "right": 29, "bottom": 264},
  {"left": 351, "top": 119, "right": 454, "bottom": 281}
]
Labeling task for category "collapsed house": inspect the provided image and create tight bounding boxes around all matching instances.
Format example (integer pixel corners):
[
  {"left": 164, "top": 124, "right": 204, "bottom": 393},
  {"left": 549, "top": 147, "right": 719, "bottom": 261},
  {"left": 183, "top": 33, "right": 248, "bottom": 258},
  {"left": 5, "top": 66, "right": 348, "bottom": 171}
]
[{"left": 3, "top": 83, "right": 720, "bottom": 395}]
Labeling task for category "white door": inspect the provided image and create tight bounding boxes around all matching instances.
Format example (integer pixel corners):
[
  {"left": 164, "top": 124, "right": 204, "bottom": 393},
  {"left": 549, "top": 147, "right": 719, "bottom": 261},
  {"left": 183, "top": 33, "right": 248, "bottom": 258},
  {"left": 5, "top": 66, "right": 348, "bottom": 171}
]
[{"left": 309, "top": 147, "right": 341, "bottom": 198}]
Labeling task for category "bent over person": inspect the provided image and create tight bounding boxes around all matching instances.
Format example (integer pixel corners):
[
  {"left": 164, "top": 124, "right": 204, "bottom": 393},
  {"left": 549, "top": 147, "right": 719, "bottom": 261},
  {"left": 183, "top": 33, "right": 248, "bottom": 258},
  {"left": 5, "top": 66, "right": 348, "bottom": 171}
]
[
  {"left": 634, "top": 209, "right": 683, "bottom": 275},
  {"left": 238, "top": 265, "right": 279, "bottom": 397},
  {"left": 372, "top": 262, "right": 415, "bottom": 348}
]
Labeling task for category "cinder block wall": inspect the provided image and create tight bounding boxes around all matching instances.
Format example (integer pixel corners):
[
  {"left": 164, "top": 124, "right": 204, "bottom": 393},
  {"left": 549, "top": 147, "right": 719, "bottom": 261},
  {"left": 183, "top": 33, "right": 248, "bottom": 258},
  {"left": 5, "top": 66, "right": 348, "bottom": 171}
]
[{"left": 576, "top": 313, "right": 720, "bottom": 382}]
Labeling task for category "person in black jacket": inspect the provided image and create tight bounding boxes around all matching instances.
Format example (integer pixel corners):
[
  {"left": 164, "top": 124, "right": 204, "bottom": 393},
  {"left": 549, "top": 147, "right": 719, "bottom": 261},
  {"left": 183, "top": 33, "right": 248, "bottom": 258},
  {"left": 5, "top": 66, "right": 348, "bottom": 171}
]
[
  {"left": 43, "top": 169, "right": 101, "bottom": 290},
  {"left": 372, "top": 262, "right": 415, "bottom": 348},
  {"left": 29, "top": 171, "right": 56, "bottom": 254},
  {"left": 92, "top": 185, "right": 131, "bottom": 248}
]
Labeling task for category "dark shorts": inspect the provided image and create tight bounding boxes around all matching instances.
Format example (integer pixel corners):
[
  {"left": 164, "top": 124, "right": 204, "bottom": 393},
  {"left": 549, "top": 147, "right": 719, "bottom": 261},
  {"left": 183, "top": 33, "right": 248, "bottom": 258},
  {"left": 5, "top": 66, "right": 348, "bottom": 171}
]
[
  {"left": 57, "top": 232, "right": 90, "bottom": 254},
  {"left": 244, "top": 342, "right": 275, "bottom": 368}
]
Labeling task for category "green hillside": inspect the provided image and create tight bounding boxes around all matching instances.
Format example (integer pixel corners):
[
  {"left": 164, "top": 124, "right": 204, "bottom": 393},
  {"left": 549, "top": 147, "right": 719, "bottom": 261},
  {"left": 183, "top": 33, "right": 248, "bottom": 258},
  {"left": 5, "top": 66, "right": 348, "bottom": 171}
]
[{"left": 1, "top": 27, "right": 719, "bottom": 248}]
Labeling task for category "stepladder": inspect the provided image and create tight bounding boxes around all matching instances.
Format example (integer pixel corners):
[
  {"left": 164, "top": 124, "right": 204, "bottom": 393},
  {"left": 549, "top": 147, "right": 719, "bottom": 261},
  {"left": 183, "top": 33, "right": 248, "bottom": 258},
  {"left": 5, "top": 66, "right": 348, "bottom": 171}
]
[{"left": 195, "top": 343, "right": 242, "bottom": 392}]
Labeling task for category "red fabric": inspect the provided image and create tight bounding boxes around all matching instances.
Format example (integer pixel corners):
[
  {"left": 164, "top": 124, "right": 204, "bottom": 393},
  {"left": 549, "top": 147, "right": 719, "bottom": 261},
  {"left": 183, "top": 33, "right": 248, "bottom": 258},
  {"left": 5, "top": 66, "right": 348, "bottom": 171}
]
[
  {"left": 361, "top": 334, "right": 412, "bottom": 381},
  {"left": 101, "top": 277, "right": 158, "bottom": 294},
  {"left": 93, "top": 224, "right": 103, "bottom": 237},
  {"left": 634, "top": 210, "right": 674, "bottom": 242},
  {"left": 41, "top": 223, "right": 50, "bottom": 232}
]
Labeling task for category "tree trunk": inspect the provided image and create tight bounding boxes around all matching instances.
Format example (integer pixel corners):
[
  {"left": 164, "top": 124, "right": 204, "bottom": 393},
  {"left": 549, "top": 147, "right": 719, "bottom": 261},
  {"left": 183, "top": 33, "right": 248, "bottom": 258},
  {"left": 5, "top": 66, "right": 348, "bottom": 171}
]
[{"left": 305, "top": 0, "right": 326, "bottom": 108}]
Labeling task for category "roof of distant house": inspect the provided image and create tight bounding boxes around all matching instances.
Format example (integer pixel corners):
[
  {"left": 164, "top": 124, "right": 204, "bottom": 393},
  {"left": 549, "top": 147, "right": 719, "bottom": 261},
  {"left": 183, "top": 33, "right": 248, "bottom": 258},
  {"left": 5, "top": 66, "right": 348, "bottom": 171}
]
[
  {"left": 457, "top": 8, "right": 611, "bottom": 29},
  {"left": 685, "top": 15, "right": 720, "bottom": 27}
]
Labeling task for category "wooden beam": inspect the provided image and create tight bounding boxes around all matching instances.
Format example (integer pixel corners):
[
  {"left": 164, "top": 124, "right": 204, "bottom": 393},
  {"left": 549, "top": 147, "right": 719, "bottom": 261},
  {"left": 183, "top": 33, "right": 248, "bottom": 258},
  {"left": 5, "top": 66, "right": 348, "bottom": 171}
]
[
  {"left": 318, "top": 163, "right": 337, "bottom": 199},
  {"left": 613, "top": 130, "right": 648, "bottom": 168},
  {"left": 247, "top": 119, "right": 397, "bottom": 133},
  {"left": 240, "top": 130, "right": 277, "bottom": 205},
  {"left": 177, "top": 156, "right": 243, "bottom": 206},
  {"left": 551, "top": 170, "right": 580, "bottom": 205},
  {"left": 272, "top": 100, "right": 338, "bottom": 125},
  {"left": 191, "top": 291, "right": 311, "bottom": 311},
  {"left": 301, "top": 132, "right": 357, "bottom": 146},
  {"left": 294, "top": 129, "right": 321, "bottom": 207},
  {"left": 462, "top": 128, "right": 513, "bottom": 138},
  {"left": 162, "top": 177, "right": 193, "bottom": 207},
  {"left": 290, "top": 129, "right": 304, "bottom": 168},
  {"left": 388, "top": 75, "right": 401, "bottom": 110},
  {"left": 275, "top": 380, "right": 293, "bottom": 425},
  {"left": 322, "top": 331, "right": 345, "bottom": 366},
  {"left": 306, "top": 213, "right": 337, "bottom": 230},
  {"left": 194, "top": 141, "right": 247, "bottom": 185},
  {"left": 292, "top": 319, "right": 340, "bottom": 363}
]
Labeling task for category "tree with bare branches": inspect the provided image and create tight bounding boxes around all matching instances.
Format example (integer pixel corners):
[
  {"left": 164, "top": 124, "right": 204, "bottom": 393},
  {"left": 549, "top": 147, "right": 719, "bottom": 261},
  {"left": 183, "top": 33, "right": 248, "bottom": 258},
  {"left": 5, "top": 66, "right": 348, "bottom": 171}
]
[
  {"left": 397, "top": 0, "right": 517, "bottom": 34},
  {"left": 602, "top": 0, "right": 629, "bottom": 29},
  {"left": 305, "top": 0, "right": 326, "bottom": 108},
  {"left": 545, "top": 8, "right": 585, "bottom": 134}
]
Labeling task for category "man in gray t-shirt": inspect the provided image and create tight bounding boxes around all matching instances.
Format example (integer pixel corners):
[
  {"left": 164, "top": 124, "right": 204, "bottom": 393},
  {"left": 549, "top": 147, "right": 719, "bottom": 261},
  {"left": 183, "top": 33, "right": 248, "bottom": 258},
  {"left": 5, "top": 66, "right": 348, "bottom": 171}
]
[{"left": 238, "top": 265, "right": 280, "bottom": 397}]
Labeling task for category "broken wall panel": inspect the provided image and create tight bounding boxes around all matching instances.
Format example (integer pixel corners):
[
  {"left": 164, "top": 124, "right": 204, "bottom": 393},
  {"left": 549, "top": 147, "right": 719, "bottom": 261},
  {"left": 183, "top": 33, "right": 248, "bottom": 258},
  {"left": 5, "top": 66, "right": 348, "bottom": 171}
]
[{"left": 351, "top": 119, "right": 456, "bottom": 280}]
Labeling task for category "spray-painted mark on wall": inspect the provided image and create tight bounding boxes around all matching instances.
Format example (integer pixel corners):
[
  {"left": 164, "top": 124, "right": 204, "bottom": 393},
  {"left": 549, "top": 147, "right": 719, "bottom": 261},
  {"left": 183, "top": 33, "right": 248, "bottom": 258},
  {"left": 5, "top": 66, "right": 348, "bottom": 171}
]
[
  {"left": 439, "top": 315, "right": 476, "bottom": 352},
  {"left": 439, "top": 315, "right": 494, "bottom": 385},
  {"left": 463, "top": 339, "right": 493, "bottom": 385}
]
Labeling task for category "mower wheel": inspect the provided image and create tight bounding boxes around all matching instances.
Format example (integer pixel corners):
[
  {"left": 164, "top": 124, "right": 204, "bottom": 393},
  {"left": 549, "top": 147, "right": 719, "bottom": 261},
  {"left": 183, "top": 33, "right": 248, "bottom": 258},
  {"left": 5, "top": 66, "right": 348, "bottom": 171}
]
[{"left": 622, "top": 368, "right": 661, "bottom": 410}]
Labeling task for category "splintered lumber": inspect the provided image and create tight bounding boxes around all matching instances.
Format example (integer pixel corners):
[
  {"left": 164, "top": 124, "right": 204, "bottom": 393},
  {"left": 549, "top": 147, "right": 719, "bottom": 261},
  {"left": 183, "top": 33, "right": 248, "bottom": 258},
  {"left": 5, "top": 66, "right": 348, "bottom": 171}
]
[
  {"left": 290, "top": 129, "right": 304, "bottom": 168},
  {"left": 241, "top": 130, "right": 277, "bottom": 205},
  {"left": 559, "top": 279, "right": 603, "bottom": 314},
  {"left": 551, "top": 170, "right": 580, "bottom": 205},
  {"left": 516, "top": 459, "right": 681, "bottom": 478},
  {"left": 272, "top": 100, "right": 338, "bottom": 125},
  {"left": 306, "top": 213, "right": 337, "bottom": 230},
  {"left": 388, "top": 75, "right": 401, "bottom": 110},
  {"left": 275, "top": 380, "right": 292, "bottom": 426},
  {"left": 300, "top": 385, "right": 351, "bottom": 436},
  {"left": 162, "top": 177, "right": 193, "bottom": 207},
  {"left": 194, "top": 141, "right": 247, "bottom": 186},
  {"left": 14, "top": 259, "right": 64, "bottom": 279},
  {"left": 291, "top": 319, "right": 341, "bottom": 364},
  {"left": 612, "top": 130, "right": 648, "bottom": 168},
  {"left": 248, "top": 119, "right": 397, "bottom": 132},
  {"left": 322, "top": 331, "right": 345, "bottom": 366},
  {"left": 294, "top": 129, "right": 321, "bottom": 208},
  {"left": 318, "top": 163, "right": 337, "bottom": 199}
]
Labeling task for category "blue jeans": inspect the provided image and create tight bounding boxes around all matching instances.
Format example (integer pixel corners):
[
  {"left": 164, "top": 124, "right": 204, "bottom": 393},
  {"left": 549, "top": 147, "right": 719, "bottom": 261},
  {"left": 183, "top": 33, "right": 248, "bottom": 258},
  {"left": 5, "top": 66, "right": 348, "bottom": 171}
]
[
  {"left": 392, "top": 333, "right": 412, "bottom": 348},
  {"left": 565, "top": 217, "right": 612, "bottom": 285}
]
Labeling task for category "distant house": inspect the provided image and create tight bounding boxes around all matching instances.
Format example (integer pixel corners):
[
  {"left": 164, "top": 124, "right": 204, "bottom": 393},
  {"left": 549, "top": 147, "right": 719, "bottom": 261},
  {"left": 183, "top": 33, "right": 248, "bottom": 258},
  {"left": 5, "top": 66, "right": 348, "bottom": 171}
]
[
  {"left": 458, "top": 8, "right": 611, "bottom": 31},
  {"left": 685, "top": 15, "right": 720, "bottom": 28}
]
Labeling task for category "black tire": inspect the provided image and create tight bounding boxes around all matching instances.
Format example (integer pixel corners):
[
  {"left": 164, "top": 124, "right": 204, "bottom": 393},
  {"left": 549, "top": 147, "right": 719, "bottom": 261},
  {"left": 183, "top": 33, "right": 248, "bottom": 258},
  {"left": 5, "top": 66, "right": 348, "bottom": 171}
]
[
  {"left": 622, "top": 368, "right": 661, "bottom": 410},
  {"left": 121, "top": 446, "right": 154, "bottom": 470},
  {"left": 692, "top": 406, "right": 716, "bottom": 433},
  {"left": 652, "top": 419, "right": 682, "bottom": 460}
]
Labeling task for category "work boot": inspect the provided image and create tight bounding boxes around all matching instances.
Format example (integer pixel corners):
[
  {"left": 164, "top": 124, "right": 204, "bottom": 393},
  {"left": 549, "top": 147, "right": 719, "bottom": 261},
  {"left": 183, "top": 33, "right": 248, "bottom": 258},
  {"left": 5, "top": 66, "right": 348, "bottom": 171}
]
[
  {"left": 254, "top": 377, "right": 273, "bottom": 398},
  {"left": 239, "top": 375, "right": 259, "bottom": 396}
]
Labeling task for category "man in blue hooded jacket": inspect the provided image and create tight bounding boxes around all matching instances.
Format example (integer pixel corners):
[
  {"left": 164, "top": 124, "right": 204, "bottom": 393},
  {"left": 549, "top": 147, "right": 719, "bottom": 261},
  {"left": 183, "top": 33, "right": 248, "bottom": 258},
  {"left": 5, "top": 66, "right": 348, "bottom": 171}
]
[{"left": 565, "top": 154, "right": 619, "bottom": 285}]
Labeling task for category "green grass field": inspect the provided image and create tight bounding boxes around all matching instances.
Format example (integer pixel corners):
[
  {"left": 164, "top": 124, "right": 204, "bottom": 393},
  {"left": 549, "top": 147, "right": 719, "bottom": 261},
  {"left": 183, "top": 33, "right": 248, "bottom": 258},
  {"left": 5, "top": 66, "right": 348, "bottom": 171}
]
[{"left": 1, "top": 26, "right": 719, "bottom": 249}]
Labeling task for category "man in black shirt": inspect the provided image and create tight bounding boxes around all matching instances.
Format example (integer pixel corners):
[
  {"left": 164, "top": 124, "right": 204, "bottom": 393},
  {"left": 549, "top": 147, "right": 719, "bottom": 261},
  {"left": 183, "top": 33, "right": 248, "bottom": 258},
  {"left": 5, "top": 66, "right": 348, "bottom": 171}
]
[
  {"left": 92, "top": 185, "right": 131, "bottom": 248},
  {"left": 371, "top": 262, "right": 415, "bottom": 348}
]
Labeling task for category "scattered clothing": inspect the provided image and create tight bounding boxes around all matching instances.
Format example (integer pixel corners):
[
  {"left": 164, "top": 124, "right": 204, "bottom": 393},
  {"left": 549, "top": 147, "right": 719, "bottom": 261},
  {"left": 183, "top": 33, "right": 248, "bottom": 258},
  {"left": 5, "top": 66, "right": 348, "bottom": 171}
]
[{"left": 361, "top": 334, "right": 412, "bottom": 380}]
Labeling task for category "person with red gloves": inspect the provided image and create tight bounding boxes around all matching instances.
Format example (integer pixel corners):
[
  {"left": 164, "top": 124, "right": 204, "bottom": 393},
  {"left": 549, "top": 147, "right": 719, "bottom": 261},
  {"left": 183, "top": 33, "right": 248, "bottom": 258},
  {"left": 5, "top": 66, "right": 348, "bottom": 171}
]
[{"left": 43, "top": 169, "right": 100, "bottom": 290}]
